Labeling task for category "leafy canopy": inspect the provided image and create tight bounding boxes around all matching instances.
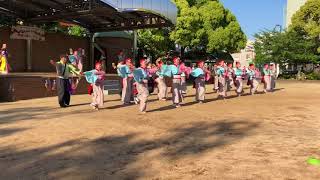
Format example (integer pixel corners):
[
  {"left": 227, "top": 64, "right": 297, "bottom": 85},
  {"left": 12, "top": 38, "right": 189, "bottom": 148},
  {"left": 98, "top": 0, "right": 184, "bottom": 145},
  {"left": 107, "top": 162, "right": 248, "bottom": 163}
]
[
  {"left": 137, "top": 28, "right": 175, "bottom": 59},
  {"left": 290, "top": 0, "right": 320, "bottom": 39},
  {"left": 170, "top": 0, "right": 247, "bottom": 53},
  {"left": 254, "top": 30, "right": 319, "bottom": 66}
]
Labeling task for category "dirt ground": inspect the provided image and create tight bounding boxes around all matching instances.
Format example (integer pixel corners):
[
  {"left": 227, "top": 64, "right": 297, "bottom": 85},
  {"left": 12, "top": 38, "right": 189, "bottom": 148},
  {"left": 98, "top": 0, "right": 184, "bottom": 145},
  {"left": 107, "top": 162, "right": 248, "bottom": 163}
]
[{"left": 0, "top": 80, "right": 320, "bottom": 180}]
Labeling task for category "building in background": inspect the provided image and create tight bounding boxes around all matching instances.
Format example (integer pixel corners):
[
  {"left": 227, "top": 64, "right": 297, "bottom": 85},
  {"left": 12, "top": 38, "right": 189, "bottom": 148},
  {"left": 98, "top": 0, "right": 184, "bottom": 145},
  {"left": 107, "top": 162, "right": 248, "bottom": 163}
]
[
  {"left": 286, "top": 0, "right": 307, "bottom": 28},
  {"left": 231, "top": 40, "right": 255, "bottom": 67}
]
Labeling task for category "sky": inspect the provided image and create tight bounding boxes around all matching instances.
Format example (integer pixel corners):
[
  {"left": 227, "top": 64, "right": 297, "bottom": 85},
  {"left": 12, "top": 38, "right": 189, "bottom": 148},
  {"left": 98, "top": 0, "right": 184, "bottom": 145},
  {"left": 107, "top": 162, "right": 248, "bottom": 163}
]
[{"left": 220, "top": 0, "right": 287, "bottom": 40}]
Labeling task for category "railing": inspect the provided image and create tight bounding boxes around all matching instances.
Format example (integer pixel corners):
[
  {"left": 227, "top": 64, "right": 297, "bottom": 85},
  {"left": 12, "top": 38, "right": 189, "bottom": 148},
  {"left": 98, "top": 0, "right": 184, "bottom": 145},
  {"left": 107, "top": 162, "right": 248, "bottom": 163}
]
[
  {"left": 103, "top": 79, "right": 120, "bottom": 95},
  {"left": 102, "top": 0, "right": 177, "bottom": 24}
]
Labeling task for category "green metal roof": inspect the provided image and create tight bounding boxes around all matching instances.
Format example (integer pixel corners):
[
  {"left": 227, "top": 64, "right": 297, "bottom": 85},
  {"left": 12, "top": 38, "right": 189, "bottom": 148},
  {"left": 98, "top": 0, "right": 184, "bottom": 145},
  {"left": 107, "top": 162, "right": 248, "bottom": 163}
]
[{"left": 94, "top": 31, "right": 133, "bottom": 39}]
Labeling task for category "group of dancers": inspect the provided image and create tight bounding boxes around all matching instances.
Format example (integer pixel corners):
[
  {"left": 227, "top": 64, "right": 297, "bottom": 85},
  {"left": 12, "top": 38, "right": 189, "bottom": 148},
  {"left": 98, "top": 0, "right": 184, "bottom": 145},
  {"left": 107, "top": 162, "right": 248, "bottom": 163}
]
[
  {"left": 51, "top": 51, "right": 277, "bottom": 113},
  {"left": 115, "top": 57, "right": 277, "bottom": 113}
]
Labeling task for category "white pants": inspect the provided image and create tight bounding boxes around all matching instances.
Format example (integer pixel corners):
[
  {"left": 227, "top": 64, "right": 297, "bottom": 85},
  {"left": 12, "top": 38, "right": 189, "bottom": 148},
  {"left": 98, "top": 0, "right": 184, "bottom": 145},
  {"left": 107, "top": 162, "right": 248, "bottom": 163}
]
[
  {"left": 172, "top": 78, "right": 183, "bottom": 104},
  {"left": 195, "top": 77, "right": 205, "bottom": 101}
]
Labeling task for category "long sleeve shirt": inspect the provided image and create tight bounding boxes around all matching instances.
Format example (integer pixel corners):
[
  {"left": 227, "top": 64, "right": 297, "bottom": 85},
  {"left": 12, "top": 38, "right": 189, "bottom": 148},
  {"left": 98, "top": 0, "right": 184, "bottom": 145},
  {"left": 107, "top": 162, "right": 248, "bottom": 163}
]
[
  {"left": 263, "top": 68, "right": 271, "bottom": 76},
  {"left": 56, "top": 61, "right": 80, "bottom": 79},
  {"left": 117, "top": 64, "right": 132, "bottom": 78},
  {"left": 56, "top": 62, "right": 69, "bottom": 79},
  {"left": 95, "top": 70, "right": 106, "bottom": 85},
  {"left": 246, "top": 69, "right": 256, "bottom": 80},
  {"left": 216, "top": 66, "right": 226, "bottom": 77},
  {"left": 134, "top": 67, "right": 148, "bottom": 83},
  {"left": 156, "top": 65, "right": 167, "bottom": 78},
  {"left": 191, "top": 67, "right": 205, "bottom": 78},
  {"left": 234, "top": 68, "right": 243, "bottom": 77}
]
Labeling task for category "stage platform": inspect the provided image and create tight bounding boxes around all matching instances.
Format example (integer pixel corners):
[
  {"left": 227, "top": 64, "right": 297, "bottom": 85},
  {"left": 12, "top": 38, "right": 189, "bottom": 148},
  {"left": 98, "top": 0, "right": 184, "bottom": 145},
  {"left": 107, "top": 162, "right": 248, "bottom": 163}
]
[{"left": 0, "top": 73, "right": 120, "bottom": 102}]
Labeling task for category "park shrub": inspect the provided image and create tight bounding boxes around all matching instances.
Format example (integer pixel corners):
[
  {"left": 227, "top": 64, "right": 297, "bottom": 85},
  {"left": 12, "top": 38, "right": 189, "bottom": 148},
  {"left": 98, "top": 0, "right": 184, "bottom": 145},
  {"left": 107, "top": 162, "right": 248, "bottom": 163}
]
[
  {"left": 305, "top": 72, "right": 320, "bottom": 80},
  {"left": 278, "top": 74, "right": 296, "bottom": 80}
]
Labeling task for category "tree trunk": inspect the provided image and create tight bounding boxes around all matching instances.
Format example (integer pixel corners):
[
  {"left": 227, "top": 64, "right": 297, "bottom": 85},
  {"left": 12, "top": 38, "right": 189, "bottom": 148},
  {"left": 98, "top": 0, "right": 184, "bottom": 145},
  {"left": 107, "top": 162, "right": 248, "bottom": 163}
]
[{"left": 180, "top": 46, "right": 185, "bottom": 58}]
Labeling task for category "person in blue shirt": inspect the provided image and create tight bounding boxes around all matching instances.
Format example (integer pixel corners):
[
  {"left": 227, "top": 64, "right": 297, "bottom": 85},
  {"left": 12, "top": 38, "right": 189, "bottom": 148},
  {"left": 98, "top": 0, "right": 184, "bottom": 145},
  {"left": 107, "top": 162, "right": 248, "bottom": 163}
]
[
  {"left": 212, "top": 64, "right": 219, "bottom": 92},
  {"left": 191, "top": 60, "right": 210, "bottom": 103},
  {"left": 121, "top": 58, "right": 134, "bottom": 105},
  {"left": 133, "top": 59, "right": 149, "bottom": 113},
  {"left": 234, "top": 61, "right": 244, "bottom": 96},
  {"left": 262, "top": 64, "right": 271, "bottom": 93},
  {"left": 226, "top": 63, "right": 234, "bottom": 91},
  {"left": 246, "top": 63, "right": 259, "bottom": 95},
  {"left": 170, "top": 57, "right": 184, "bottom": 108},
  {"left": 217, "top": 60, "right": 227, "bottom": 99},
  {"left": 155, "top": 58, "right": 168, "bottom": 101},
  {"left": 269, "top": 63, "right": 277, "bottom": 91},
  {"left": 180, "top": 61, "right": 187, "bottom": 94},
  {"left": 83, "top": 61, "right": 106, "bottom": 110}
]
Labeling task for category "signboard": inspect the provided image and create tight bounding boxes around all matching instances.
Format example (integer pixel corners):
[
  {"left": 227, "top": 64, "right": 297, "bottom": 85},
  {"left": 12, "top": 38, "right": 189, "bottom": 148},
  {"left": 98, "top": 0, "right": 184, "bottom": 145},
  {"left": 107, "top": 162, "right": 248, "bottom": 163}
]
[{"left": 10, "top": 26, "right": 45, "bottom": 41}]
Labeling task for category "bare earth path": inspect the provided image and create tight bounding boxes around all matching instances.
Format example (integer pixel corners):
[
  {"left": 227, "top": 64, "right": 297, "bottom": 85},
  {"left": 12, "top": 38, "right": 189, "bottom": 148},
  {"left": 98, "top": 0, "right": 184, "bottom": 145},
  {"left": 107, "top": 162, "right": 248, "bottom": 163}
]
[{"left": 0, "top": 80, "right": 320, "bottom": 180}]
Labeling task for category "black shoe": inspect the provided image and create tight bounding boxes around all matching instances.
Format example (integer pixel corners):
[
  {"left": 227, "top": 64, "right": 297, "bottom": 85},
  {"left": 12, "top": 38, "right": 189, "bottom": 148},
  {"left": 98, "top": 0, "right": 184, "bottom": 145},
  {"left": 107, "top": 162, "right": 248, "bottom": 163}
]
[{"left": 60, "top": 105, "right": 67, "bottom": 108}]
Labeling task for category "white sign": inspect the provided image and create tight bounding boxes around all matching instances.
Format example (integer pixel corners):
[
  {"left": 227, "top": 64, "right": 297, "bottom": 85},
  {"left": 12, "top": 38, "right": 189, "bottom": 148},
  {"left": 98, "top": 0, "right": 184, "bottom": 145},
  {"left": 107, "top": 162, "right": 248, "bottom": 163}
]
[{"left": 10, "top": 26, "right": 45, "bottom": 41}]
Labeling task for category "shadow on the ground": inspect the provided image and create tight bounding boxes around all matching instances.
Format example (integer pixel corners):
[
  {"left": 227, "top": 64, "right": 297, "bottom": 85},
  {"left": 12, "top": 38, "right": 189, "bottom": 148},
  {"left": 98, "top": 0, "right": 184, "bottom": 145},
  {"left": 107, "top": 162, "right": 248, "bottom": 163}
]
[
  {"left": 272, "top": 88, "right": 284, "bottom": 92},
  {"left": 0, "top": 127, "right": 29, "bottom": 137},
  {"left": 0, "top": 107, "right": 57, "bottom": 123},
  {"left": 0, "top": 107, "right": 91, "bottom": 124},
  {"left": 68, "top": 98, "right": 122, "bottom": 108},
  {"left": 147, "top": 104, "right": 176, "bottom": 112},
  {"left": 0, "top": 119, "right": 259, "bottom": 179},
  {"left": 68, "top": 103, "right": 90, "bottom": 107},
  {"left": 104, "top": 103, "right": 135, "bottom": 110}
]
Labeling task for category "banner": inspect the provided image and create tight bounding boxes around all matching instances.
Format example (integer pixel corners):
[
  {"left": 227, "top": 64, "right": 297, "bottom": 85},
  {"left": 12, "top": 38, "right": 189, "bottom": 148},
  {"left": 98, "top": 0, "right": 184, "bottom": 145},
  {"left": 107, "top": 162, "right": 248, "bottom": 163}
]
[{"left": 10, "top": 26, "right": 45, "bottom": 41}]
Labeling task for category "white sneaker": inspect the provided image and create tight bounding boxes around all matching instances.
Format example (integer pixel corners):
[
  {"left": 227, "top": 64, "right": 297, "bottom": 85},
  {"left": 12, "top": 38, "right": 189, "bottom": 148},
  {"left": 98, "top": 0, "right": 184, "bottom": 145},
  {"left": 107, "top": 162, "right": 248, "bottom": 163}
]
[{"left": 134, "top": 97, "right": 140, "bottom": 104}]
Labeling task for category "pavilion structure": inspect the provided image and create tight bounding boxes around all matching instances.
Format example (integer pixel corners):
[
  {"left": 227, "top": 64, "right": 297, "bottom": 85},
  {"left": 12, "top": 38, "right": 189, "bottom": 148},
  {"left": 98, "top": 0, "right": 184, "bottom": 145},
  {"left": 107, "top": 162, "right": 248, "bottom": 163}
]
[
  {"left": 0, "top": 0, "right": 177, "bottom": 31},
  {"left": 0, "top": 0, "right": 177, "bottom": 102},
  {"left": 0, "top": 0, "right": 177, "bottom": 67}
]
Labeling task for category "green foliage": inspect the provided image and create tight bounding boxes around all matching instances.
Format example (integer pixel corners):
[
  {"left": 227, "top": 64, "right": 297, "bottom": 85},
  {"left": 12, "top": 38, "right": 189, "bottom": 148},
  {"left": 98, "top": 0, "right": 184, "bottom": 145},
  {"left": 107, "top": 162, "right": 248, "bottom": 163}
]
[
  {"left": 290, "top": 0, "right": 320, "bottom": 40},
  {"left": 0, "top": 16, "right": 16, "bottom": 27},
  {"left": 41, "top": 22, "right": 88, "bottom": 37},
  {"left": 170, "top": 0, "right": 246, "bottom": 53},
  {"left": 41, "top": 22, "right": 66, "bottom": 33},
  {"left": 254, "top": 30, "right": 320, "bottom": 67},
  {"left": 278, "top": 74, "right": 296, "bottom": 80},
  {"left": 68, "top": 25, "right": 88, "bottom": 37},
  {"left": 137, "top": 28, "right": 175, "bottom": 59},
  {"left": 305, "top": 72, "right": 320, "bottom": 80},
  {"left": 170, "top": 0, "right": 201, "bottom": 48},
  {"left": 254, "top": 30, "right": 284, "bottom": 66}
]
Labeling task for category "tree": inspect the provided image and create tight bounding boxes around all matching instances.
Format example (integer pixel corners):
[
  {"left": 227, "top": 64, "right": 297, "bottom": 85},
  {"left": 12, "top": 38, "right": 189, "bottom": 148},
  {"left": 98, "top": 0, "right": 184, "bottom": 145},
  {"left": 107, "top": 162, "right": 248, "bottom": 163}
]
[
  {"left": 170, "top": 0, "right": 246, "bottom": 53},
  {"left": 290, "top": 0, "right": 320, "bottom": 54},
  {"left": 170, "top": 0, "right": 201, "bottom": 50},
  {"left": 254, "top": 30, "right": 320, "bottom": 68},
  {"left": 137, "top": 28, "right": 175, "bottom": 59},
  {"left": 290, "top": 0, "right": 320, "bottom": 40}
]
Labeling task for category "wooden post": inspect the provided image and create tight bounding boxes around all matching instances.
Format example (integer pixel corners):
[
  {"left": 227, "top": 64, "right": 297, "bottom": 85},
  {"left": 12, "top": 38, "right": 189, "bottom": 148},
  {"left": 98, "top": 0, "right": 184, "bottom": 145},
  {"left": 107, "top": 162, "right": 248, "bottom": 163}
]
[
  {"left": 26, "top": 39, "right": 32, "bottom": 72},
  {"left": 89, "top": 33, "right": 95, "bottom": 69},
  {"left": 133, "top": 30, "right": 138, "bottom": 65}
]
